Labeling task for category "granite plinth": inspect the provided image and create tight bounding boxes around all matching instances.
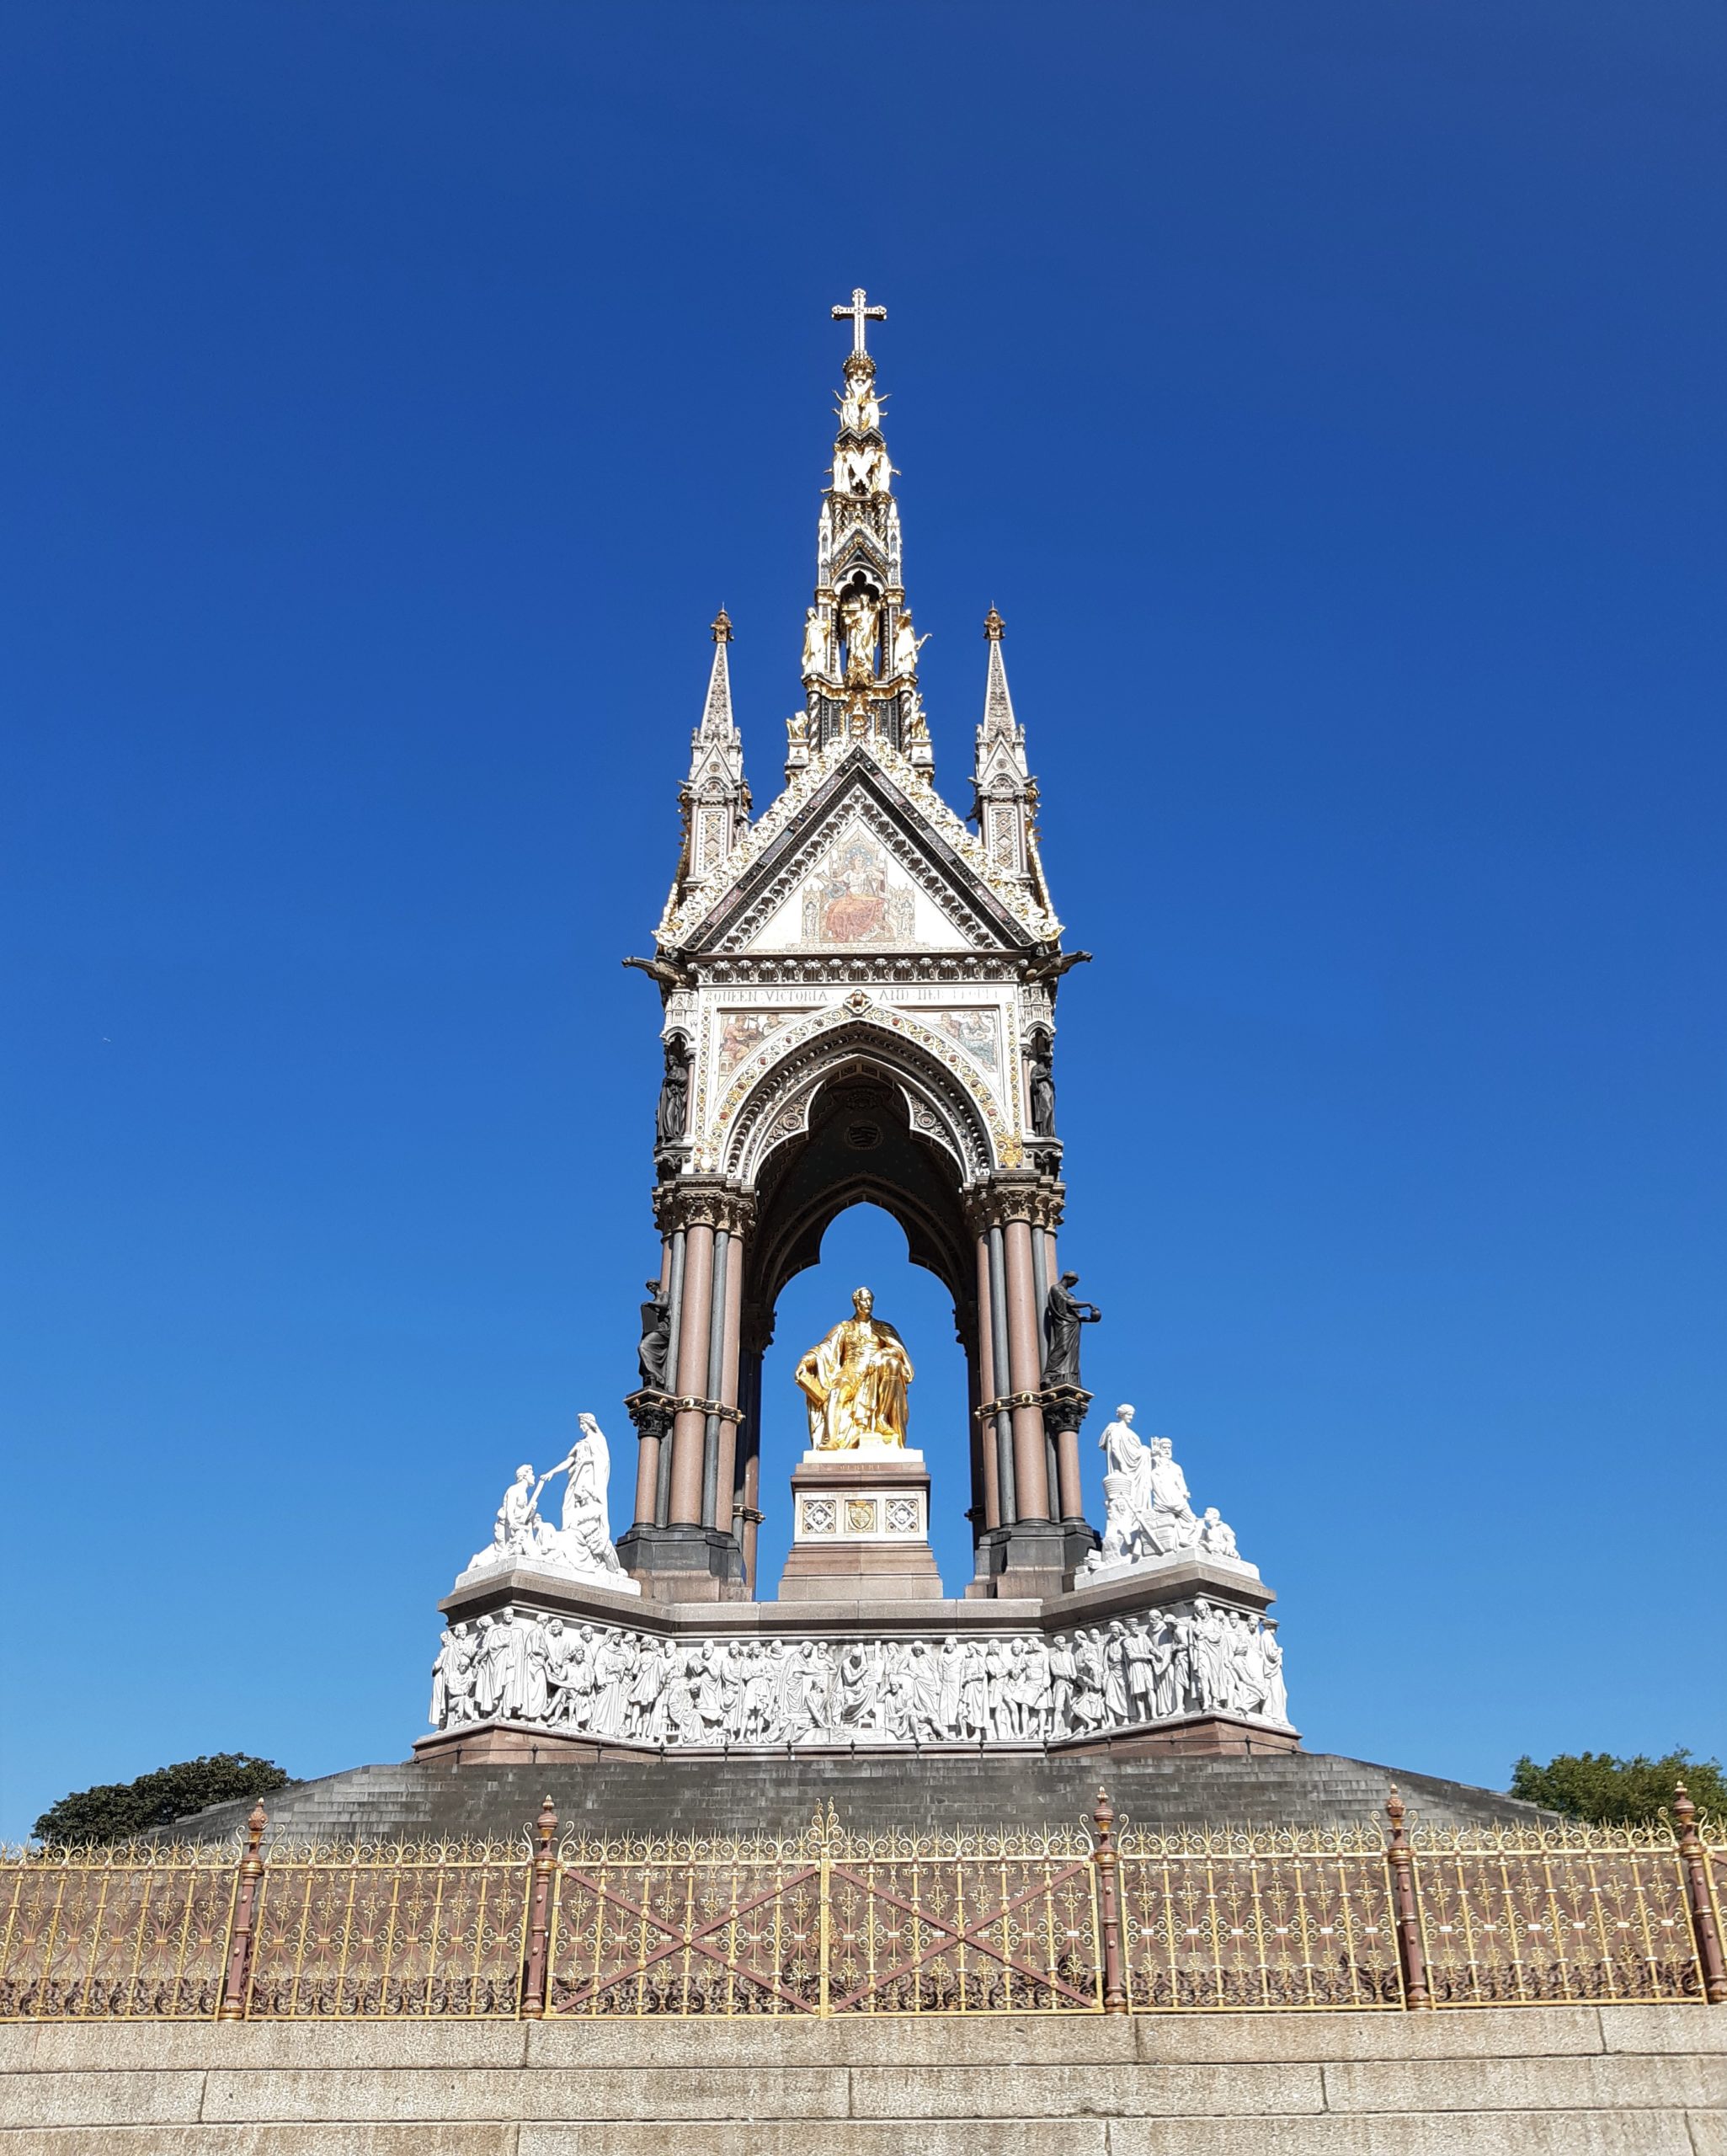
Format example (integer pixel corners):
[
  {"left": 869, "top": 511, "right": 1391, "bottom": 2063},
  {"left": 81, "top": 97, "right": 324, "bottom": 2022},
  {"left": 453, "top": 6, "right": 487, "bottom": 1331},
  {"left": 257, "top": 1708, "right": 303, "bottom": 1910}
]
[{"left": 778, "top": 1447, "right": 943, "bottom": 1602}]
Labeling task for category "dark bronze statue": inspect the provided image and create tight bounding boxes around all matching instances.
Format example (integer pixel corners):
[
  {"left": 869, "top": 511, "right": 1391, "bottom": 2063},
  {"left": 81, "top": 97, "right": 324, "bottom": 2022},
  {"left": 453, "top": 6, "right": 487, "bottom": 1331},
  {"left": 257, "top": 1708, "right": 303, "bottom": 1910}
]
[
  {"left": 654, "top": 1038, "right": 690, "bottom": 1146},
  {"left": 1026, "top": 1040, "right": 1057, "bottom": 1138},
  {"left": 637, "top": 1278, "right": 673, "bottom": 1391},
  {"left": 1042, "top": 1269, "right": 1101, "bottom": 1387}
]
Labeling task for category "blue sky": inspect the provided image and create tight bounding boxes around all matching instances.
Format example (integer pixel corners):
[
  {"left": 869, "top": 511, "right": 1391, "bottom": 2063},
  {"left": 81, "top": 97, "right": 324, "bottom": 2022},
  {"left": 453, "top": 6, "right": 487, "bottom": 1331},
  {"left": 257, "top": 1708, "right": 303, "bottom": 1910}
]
[{"left": 3, "top": 2, "right": 1723, "bottom": 1838}]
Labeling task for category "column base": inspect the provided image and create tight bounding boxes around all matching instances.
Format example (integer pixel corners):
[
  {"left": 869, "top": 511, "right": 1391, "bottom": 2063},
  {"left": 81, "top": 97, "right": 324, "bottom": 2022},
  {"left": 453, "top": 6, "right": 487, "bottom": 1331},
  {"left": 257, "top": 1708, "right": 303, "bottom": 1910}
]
[
  {"left": 965, "top": 1518, "right": 1070, "bottom": 1599},
  {"left": 616, "top": 1523, "right": 746, "bottom": 1604}
]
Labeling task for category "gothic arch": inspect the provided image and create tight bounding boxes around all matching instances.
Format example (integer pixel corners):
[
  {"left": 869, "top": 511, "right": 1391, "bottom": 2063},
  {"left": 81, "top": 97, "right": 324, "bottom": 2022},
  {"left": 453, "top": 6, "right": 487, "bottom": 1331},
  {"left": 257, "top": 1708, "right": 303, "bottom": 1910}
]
[{"left": 722, "top": 1011, "right": 1001, "bottom": 1190}]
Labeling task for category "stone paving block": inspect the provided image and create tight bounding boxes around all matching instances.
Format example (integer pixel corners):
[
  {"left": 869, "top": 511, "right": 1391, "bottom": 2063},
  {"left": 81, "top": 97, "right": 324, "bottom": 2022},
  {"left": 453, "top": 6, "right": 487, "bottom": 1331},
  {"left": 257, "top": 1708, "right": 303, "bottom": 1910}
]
[
  {"left": 1135, "top": 2005, "right": 1603, "bottom": 2064},
  {"left": 1599, "top": 2003, "right": 1727, "bottom": 2054},
  {"left": 0, "top": 2068, "right": 205, "bottom": 2127},
  {"left": 849, "top": 2060, "right": 1325, "bottom": 2116},
  {"left": 1324, "top": 2052, "right": 1727, "bottom": 2112},
  {"left": 1686, "top": 2111, "right": 1727, "bottom": 2155},
  {"left": 204, "top": 2063, "right": 847, "bottom": 2121},
  {"left": 520, "top": 2127, "right": 1109, "bottom": 2156},
  {"left": 0, "top": 2031, "right": 38, "bottom": 2071},
  {"left": 525, "top": 2013, "right": 1136, "bottom": 2068},
  {"left": 1109, "top": 2112, "right": 1696, "bottom": 2155},
  {"left": 24, "top": 2021, "right": 529, "bottom": 2073}
]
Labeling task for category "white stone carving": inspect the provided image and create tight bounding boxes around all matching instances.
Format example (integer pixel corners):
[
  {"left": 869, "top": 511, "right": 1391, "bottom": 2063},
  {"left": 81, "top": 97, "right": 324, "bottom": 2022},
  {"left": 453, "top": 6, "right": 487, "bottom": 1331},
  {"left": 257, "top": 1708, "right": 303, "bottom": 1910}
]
[
  {"left": 1082, "top": 1407, "right": 1253, "bottom": 1581},
  {"left": 458, "top": 1417, "right": 641, "bottom": 1594},
  {"left": 429, "top": 1602, "right": 1292, "bottom": 1744}
]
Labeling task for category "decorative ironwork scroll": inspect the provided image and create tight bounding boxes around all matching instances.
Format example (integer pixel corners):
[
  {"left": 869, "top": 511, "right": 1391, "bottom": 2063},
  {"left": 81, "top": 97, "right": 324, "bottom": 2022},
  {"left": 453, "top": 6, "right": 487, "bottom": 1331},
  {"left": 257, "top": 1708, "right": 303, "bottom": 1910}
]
[
  {"left": 1116, "top": 1825, "right": 1402, "bottom": 2011},
  {"left": 241, "top": 1837, "right": 528, "bottom": 2018},
  {"left": 1409, "top": 1823, "right": 1705, "bottom": 2007},
  {"left": 0, "top": 1840, "right": 236, "bottom": 2020}
]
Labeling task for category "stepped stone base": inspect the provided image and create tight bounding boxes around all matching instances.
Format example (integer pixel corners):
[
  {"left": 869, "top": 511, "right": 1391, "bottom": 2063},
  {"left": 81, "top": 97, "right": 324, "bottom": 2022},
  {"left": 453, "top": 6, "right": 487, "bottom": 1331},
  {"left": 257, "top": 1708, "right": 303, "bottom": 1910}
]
[
  {"left": 3, "top": 2004, "right": 1720, "bottom": 2152},
  {"left": 174, "top": 1749, "right": 1546, "bottom": 1847}
]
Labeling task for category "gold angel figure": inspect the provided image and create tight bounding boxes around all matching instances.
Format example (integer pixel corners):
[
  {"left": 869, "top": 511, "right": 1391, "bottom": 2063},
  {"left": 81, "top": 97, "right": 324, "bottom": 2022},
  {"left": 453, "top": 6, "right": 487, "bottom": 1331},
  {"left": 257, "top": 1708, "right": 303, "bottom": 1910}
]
[{"left": 795, "top": 1286, "right": 914, "bottom": 1449}]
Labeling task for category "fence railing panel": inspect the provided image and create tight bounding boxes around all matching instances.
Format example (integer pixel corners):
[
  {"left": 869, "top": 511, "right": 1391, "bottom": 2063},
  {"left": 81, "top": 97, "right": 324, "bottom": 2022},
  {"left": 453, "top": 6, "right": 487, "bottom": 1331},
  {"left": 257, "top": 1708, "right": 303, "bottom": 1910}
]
[
  {"left": 823, "top": 1833, "right": 1101, "bottom": 2015},
  {"left": 0, "top": 1844, "right": 236, "bottom": 2021},
  {"left": 1117, "top": 1828, "right": 1403, "bottom": 2011},
  {"left": 0, "top": 1797, "right": 1719, "bottom": 2021},
  {"left": 1411, "top": 1828, "right": 1703, "bottom": 2007},
  {"left": 549, "top": 1832, "right": 826, "bottom": 2015},
  {"left": 243, "top": 1839, "right": 528, "bottom": 2018}
]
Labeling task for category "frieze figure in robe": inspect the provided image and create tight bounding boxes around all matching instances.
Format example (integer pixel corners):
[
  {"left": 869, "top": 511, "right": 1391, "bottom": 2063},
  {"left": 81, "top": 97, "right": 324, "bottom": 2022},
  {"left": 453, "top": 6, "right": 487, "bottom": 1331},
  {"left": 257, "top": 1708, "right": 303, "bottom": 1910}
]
[
  {"left": 795, "top": 1285, "right": 914, "bottom": 1448},
  {"left": 654, "top": 1038, "right": 689, "bottom": 1147},
  {"left": 1042, "top": 1271, "right": 1101, "bottom": 1388},
  {"left": 637, "top": 1279, "right": 672, "bottom": 1391}
]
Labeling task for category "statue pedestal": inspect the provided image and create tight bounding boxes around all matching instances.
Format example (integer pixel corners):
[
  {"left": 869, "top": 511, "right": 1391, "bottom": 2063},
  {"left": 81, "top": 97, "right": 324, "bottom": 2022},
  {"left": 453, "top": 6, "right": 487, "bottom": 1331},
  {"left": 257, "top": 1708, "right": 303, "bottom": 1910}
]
[{"left": 776, "top": 1445, "right": 943, "bottom": 1602}]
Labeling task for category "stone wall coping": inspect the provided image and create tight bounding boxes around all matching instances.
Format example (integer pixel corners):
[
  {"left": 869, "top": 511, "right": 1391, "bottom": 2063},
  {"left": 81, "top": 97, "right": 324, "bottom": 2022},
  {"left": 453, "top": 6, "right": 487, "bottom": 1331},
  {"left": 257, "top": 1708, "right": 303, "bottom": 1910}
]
[
  {"left": 437, "top": 1573, "right": 1272, "bottom": 1634},
  {"left": 4, "top": 2003, "right": 1721, "bottom": 2075}
]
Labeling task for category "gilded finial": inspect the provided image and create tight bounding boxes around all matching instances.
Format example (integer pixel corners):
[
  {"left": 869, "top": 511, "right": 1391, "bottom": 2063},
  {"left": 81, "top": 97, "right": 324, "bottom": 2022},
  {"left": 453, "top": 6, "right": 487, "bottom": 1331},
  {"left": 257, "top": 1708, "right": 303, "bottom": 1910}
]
[
  {"left": 711, "top": 609, "right": 733, "bottom": 643},
  {"left": 983, "top": 606, "right": 1005, "bottom": 642}
]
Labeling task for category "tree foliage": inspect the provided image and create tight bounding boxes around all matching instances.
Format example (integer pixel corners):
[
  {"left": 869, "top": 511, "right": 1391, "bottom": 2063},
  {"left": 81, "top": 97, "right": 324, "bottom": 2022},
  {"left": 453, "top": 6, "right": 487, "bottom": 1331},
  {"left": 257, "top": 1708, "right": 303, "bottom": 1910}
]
[
  {"left": 1511, "top": 1748, "right": 1725, "bottom": 1826},
  {"left": 32, "top": 1755, "right": 291, "bottom": 1844}
]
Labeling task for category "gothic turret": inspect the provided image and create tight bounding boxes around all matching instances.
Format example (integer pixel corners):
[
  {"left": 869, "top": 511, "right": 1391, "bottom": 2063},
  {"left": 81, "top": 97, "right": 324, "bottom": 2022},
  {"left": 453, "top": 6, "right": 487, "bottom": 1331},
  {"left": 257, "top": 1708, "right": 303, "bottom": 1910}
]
[
  {"left": 671, "top": 609, "right": 750, "bottom": 908},
  {"left": 971, "top": 609, "right": 1050, "bottom": 909}
]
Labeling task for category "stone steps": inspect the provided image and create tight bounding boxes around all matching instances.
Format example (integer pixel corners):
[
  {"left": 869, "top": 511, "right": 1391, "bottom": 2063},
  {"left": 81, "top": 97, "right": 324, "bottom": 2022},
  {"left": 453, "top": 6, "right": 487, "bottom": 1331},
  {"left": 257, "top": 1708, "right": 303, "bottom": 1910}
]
[{"left": 173, "top": 1752, "right": 1544, "bottom": 1847}]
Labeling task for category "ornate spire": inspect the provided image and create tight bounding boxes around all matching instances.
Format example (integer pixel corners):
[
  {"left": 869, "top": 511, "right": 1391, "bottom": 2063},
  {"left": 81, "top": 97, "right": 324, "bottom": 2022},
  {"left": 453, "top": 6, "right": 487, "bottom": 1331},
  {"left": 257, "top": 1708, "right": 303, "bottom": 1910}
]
[
  {"left": 797, "top": 291, "right": 931, "bottom": 772},
  {"left": 972, "top": 610, "right": 1042, "bottom": 895},
  {"left": 674, "top": 610, "right": 749, "bottom": 899}
]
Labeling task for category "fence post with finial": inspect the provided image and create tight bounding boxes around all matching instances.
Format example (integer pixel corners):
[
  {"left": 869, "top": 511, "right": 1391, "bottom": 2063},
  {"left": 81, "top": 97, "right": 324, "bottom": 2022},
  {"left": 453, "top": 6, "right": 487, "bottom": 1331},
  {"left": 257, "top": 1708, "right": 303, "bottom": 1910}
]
[
  {"left": 1091, "top": 1787, "right": 1129, "bottom": 2014},
  {"left": 218, "top": 1802, "right": 269, "bottom": 2021},
  {"left": 1674, "top": 1782, "right": 1727, "bottom": 2005},
  {"left": 1384, "top": 1788, "right": 1431, "bottom": 2010},
  {"left": 520, "top": 1796, "right": 560, "bottom": 2020}
]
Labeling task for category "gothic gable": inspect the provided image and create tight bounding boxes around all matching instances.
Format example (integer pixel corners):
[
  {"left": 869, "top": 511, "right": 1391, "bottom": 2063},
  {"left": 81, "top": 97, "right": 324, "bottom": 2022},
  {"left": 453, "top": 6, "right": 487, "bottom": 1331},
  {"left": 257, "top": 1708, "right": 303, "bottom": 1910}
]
[{"left": 664, "top": 743, "right": 1054, "bottom": 958}]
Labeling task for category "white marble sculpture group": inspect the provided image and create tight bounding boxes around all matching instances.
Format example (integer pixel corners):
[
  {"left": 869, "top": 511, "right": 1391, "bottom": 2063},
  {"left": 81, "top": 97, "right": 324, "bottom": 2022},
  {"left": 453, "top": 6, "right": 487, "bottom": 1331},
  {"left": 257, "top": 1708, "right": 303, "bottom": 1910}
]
[
  {"left": 429, "top": 1601, "right": 1289, "bottom": 1747},
  {"left": 1082, "top": 1406, "right": 1249, "bottom": 1576},
  {"left": 459, "top": 1415, "right": 636, "bottom": 1592}
]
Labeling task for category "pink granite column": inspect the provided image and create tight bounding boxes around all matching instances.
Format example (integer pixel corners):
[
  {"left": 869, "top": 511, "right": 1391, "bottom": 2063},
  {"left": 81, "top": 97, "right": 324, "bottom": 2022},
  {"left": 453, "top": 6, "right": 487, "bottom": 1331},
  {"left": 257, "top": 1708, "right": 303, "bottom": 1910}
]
[
  {"left": 668, "top": 1221, "right": 714, "bottom": 1526},
  {"left": 975, "top": 1228, "right": 1001, "bottom": 1529},
  {"left": 1003, "top": 1215, "right": 1053, "bottom": 1522},
  {"left": 712, "top": 1229, "right": 745, "bottom": 1534},
  {"left": 1054, "top": 1424, "right": 1085, "bottom": 1522}
]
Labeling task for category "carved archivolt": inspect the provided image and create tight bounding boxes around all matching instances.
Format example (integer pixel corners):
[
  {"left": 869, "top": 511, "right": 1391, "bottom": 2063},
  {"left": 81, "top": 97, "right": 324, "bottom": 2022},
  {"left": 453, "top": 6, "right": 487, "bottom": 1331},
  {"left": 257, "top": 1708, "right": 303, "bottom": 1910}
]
[{"left": 722, "top": 1006, "right": 1005, "bottom": 1185}]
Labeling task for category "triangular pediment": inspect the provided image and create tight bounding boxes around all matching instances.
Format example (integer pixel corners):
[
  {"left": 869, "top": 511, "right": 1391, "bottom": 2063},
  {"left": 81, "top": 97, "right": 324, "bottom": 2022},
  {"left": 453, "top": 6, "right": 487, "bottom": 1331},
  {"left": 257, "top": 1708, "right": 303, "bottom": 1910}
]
[{"left": 661, "top": 742, "right": 1059, "bottom": 957}]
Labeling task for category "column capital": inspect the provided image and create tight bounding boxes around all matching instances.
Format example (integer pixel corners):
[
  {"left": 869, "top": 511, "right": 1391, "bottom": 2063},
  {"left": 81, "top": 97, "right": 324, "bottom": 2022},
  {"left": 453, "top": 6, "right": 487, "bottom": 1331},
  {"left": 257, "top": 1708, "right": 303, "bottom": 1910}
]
[
  {"left": 1041, "top": 1382, "right": 1094, "bottom": 1434},
  {"left": 962, "top": 1171, "right": 1066, "bottom": 1234},
  {"left": 653, "top": 1177, "right": 757, "bottom": 1236}
]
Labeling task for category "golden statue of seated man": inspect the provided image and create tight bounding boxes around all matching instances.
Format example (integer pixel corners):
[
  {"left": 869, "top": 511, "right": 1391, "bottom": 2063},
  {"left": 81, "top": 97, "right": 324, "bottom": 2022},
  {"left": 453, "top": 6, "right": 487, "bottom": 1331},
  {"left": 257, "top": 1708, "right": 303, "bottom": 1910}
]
[{"left": 795, "top": 1286, "right": 914, "bottom": 1449}]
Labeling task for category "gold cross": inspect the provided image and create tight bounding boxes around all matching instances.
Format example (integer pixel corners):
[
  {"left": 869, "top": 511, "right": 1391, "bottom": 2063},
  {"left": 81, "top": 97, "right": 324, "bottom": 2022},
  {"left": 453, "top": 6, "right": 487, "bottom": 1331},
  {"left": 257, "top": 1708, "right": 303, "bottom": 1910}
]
[{"left": 831, "top": 287, "right": 887, "bottom": 359}]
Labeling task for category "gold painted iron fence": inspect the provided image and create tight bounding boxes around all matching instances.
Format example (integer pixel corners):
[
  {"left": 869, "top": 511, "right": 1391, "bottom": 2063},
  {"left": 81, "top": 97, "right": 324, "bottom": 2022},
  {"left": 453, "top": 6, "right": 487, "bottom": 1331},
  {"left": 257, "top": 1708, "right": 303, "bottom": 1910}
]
[{"left": 1, "top": 1785, "right": 1721, "bottom": 2021}]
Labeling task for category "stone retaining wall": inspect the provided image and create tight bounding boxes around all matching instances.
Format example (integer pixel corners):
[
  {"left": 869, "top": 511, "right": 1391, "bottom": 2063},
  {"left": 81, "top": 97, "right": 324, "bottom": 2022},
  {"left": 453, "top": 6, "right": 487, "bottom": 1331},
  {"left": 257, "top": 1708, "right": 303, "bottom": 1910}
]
[{"left": 2, "top": 2004, "right": 1721, "bottom": 2153}]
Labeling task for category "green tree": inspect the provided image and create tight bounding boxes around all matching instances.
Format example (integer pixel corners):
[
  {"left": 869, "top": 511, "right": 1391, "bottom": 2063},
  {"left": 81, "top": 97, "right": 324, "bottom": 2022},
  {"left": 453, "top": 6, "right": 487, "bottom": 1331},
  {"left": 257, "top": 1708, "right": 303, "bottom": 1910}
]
[
  {"left": 33, "top": 1755, "right": 291, "bottom": 1844},
  {"left": 1511, "top": 1748, "right": 1725, "bottom": 1826}
]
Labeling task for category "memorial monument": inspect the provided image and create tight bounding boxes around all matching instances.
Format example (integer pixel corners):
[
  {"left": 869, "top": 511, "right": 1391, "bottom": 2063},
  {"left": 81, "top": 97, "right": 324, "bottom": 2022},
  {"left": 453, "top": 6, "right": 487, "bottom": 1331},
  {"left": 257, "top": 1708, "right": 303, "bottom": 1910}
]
[{"left": 417, "top": 292, "right": 1298, "bottom": 1764}]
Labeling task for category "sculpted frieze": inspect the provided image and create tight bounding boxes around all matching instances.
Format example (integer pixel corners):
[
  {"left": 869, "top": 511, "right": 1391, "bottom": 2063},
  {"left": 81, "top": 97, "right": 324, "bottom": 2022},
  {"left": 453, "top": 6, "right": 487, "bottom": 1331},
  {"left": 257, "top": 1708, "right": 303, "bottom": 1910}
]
[{"left": 429, "top": 1599, "right": 1292, "bottom": 1747}]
